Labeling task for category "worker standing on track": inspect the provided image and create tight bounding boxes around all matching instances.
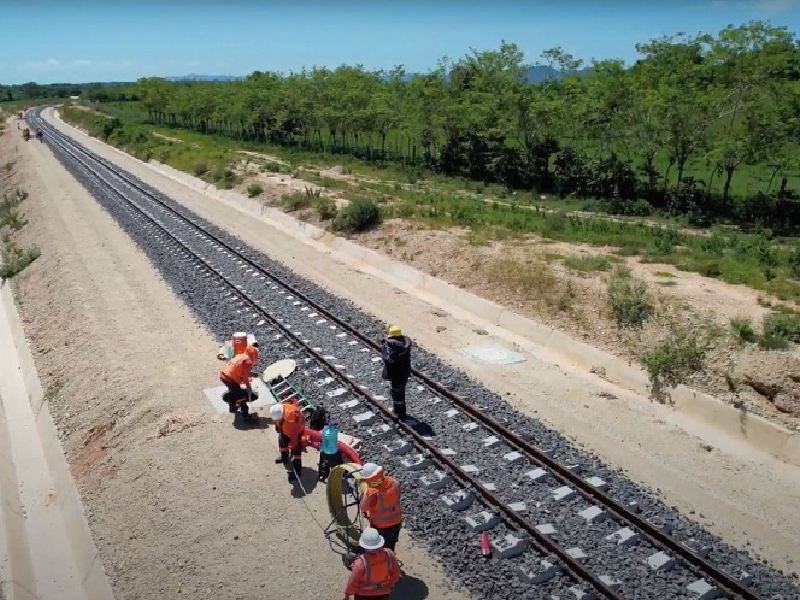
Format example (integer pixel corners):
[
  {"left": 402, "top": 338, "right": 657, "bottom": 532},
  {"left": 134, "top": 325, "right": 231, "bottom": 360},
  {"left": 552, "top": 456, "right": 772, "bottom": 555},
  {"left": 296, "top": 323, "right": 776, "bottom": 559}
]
[
  {"left": 219, "top": 345, "right": 259, "bottom": 422},
  {"left": 270, "top": 401, "right": 306, "bottom": 482},
  {"left": 359, "top": 463, "right": 403, "bottom": 552},
  {"left": 381, "top": 325, "right": 412, "bottom": 421},
  {"left": 343, "top": 528, "right": 401, "bottom": 600}
]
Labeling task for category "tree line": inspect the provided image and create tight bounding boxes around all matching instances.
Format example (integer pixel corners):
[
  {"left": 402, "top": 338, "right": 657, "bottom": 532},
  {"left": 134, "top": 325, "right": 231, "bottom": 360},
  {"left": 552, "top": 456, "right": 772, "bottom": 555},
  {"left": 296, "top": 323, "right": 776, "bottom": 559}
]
[
  {"left": 0, "top": 81, "right": 134, "bottom": 104},
  {"left": 96, "top": 20, "right": 800, "bottom": 233}
]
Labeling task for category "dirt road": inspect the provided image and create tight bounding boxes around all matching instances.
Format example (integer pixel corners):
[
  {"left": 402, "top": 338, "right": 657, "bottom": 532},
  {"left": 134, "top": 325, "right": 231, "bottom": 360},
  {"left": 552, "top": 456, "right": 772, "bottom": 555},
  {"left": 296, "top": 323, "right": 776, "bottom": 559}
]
[{"left": 2, "top": 120, "right": 470, "bottom": 599}]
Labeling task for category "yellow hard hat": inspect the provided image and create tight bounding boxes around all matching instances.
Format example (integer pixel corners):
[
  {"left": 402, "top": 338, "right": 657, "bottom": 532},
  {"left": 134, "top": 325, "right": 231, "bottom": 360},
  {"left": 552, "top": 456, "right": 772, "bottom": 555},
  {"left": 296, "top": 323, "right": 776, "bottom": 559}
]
[{"left": 387, "top": 325, "right": 402, "bottom": 337}]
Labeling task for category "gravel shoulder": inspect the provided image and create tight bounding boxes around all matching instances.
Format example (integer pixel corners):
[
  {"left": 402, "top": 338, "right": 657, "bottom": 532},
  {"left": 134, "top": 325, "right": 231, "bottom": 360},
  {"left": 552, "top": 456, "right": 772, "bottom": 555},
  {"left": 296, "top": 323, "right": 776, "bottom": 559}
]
[
  {"left": 2, "top": 120, "right": 469, "bottom": 600},
  {"left": 42, "top": 110, "right": 800, "bottom": 577}
]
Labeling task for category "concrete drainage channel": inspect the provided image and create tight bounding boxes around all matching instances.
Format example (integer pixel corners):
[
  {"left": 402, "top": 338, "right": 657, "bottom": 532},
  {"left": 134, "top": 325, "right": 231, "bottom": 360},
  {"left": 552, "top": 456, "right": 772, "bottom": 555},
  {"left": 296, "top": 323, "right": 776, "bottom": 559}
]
[
  {"left": 0, "top": 279, "right": 114, "bottom": 600},
  {"left": 32, "top": 110, "right": 800, "bottom": 599}
]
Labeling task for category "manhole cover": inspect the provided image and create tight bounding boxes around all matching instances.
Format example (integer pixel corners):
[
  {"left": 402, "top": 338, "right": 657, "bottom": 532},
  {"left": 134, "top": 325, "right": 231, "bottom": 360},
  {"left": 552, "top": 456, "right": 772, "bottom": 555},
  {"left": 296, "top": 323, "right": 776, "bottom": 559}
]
[{"left": 460, "top": 345, "right": 525, "bottom": 365}]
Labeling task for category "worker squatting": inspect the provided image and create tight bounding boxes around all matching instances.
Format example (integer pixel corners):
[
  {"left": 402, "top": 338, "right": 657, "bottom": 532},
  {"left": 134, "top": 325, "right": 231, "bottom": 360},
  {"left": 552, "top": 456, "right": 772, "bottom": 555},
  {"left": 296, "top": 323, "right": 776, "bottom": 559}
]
[{"left": 217, "top": 326, "right": 413, "bottom": 598}]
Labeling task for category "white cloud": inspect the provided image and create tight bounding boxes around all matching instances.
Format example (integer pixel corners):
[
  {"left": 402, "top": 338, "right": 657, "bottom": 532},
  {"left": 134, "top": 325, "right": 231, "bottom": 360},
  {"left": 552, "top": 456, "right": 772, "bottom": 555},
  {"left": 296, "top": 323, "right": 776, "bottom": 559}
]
[
  {"left": 693, "top": 0, "right": 800, "bottom": 10},
  {"left": 19, "top": 58, "right": 133, "bottom": 71},
  {"left": 755, "top": 0, "right": 800, "bottom": 10},
  {"left": 24, "top": 58, "right": 61, "bottom": 68}
]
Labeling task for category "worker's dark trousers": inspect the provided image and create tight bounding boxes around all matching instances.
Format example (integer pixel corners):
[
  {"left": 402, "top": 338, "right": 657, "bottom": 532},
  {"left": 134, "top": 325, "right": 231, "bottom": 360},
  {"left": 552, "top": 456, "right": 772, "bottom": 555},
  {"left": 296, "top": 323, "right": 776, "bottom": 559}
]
[
  {"left": 278, "top": 433, "right": 302, "bottom": 480},
  {"left": 318, "top": 450, "right": 342, "bottom": 480},
  {"left": 375, "top": 522, "right": 402, "bottom": 552},
  {"left": 390, "top": 378, "right": 408, "bottom": 420},
  {"left": 354, "top": 594, "right": 390, "bottom": 600},
  {"left": 221, "top": 379, "right": 250, "bottom": 417}
]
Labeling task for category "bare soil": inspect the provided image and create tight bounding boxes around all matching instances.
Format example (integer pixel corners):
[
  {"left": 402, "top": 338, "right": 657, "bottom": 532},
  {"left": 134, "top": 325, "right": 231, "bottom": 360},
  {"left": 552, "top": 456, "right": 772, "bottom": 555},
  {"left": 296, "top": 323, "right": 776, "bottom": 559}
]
[
  {"left": 44, "top": 110, "right": 800, "bottom": 576},
  {"left": 355, "top": 221, "right": 800, "bottom": 428},
  {"left": 1, "top": 120, "right": 469, "bottom": 600}
]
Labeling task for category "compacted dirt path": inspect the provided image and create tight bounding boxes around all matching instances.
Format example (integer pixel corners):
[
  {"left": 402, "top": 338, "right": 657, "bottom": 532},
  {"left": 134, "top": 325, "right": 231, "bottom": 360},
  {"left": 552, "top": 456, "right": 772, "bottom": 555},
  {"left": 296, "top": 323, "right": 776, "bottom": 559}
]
[
  {"left": 41, "top": 109, "right": 800, "bottom": 579},
  {"left": 2, "top": 121, "right": 470, "bottom": 599}
]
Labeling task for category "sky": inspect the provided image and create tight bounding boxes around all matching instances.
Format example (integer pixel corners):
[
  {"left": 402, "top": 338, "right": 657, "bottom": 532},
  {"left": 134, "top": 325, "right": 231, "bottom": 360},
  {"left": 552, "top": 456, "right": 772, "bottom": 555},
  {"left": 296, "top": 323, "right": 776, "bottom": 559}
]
[{"left": 2, "top": 0, "right": 800, "bottom": 85}]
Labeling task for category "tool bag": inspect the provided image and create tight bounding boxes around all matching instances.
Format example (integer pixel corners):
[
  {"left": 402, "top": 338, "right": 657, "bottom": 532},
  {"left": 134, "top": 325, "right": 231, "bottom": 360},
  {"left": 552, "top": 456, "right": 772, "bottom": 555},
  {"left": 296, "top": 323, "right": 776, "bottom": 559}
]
[{"left": 308, "top": 405, "right": 329, "bottom": 431}]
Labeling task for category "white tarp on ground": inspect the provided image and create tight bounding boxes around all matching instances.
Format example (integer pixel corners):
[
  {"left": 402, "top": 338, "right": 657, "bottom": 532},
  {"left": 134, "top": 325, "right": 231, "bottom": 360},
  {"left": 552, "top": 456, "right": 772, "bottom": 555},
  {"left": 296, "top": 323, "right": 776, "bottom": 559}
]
[
  {"left": 459, "top": 344, "right": 526, "bottom": 365},
  {"left": 203, "top": 377, "right": 276, "bottom": 414}
]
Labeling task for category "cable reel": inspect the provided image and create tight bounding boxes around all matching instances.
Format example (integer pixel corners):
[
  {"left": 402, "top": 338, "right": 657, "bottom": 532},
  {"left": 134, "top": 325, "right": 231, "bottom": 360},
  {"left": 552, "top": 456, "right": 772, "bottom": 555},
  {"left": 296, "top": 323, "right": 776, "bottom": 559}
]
[{"left": 324, "top": 463, "right": 368, "bottom": 569}]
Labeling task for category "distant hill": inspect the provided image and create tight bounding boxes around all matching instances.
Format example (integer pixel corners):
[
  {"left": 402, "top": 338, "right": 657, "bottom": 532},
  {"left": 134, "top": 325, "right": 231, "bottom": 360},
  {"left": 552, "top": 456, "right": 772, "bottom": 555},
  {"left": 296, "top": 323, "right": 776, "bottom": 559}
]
[
  {"left": 395, "top": 65, "right": 592, "bottom": 84},
  {"left": 164, "top": 67, "right": 591, "bottom": 85},
  {"left": 525, "top": 65, "right": 593, "bottom": 83},
  {"left": 165, "top": 74, "right": 245, "bottom": 82}
]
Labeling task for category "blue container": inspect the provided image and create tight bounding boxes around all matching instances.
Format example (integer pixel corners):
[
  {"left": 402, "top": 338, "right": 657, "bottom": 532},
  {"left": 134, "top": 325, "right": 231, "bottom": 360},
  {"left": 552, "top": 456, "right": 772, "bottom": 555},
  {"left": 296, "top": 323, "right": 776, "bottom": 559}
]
[{"left": 321, "top": 423, "right": 339, "bottom": 455}]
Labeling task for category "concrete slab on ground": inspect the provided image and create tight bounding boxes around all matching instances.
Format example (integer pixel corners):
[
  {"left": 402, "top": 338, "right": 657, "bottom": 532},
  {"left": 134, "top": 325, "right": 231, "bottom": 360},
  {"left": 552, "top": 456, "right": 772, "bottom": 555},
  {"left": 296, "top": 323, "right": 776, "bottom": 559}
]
[
  {"left": 460, "top": 344, "right": 526, "bottom": 366},
  {"left": 203, "top": 377, "right": 276, "bottom": 414}
]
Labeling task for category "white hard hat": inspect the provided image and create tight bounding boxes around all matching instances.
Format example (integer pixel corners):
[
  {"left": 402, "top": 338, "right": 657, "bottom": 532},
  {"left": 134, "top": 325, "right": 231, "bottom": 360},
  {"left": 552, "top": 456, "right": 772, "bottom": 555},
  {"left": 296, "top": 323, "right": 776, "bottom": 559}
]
[
  {"left": 359, "top": 527, "right": 385, "bottom": 551},
  {"left": 269, "top": 404, "right": 284, "bottom": 421},
  {"left": 360, "top": 462, "right": 383, "bottom": 480}
]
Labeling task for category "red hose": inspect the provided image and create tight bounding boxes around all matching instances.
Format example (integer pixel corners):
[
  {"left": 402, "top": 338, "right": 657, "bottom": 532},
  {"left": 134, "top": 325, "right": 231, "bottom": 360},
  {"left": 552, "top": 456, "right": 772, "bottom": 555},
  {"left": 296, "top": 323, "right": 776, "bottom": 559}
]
[{"left": 304, "top": 428, "right": 363, "bottom": 465}]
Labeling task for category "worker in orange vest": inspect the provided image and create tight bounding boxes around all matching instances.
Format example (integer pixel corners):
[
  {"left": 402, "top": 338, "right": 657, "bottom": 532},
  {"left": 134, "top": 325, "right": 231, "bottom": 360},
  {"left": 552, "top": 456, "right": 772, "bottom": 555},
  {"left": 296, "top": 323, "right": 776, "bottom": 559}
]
[
  {"left": 343, "top": 528, "right": 401, "bottom": 600},
  {"left": 359, "top": 463, "right": 403, "bottom": 552},
  {"left": 219, "top": 345, "right": 259, "bottom": 421},
  {"left": 270, "top": 401, "right": 306, "bottom": 482}
]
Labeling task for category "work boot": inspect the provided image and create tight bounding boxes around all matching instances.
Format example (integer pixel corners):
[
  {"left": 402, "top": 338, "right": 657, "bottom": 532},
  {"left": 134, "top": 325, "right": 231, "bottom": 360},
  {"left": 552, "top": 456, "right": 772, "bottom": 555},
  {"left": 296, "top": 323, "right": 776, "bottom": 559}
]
[
  {"left": 275, "top": 452, "right": 289, "bottom": 465},
  {"left": 393, "top": 402, "right": 407, "bottom": 421},
  {"left": 288, "top": 458, "right": 301, "bottom": 482}
]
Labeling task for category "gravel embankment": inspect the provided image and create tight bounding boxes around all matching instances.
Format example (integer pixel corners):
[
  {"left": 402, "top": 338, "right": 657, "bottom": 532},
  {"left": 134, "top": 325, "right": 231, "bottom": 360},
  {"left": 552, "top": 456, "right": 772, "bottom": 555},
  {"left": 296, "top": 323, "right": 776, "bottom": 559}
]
[{"left": 39, "top": 116, "right": 800, "bottom": 600}]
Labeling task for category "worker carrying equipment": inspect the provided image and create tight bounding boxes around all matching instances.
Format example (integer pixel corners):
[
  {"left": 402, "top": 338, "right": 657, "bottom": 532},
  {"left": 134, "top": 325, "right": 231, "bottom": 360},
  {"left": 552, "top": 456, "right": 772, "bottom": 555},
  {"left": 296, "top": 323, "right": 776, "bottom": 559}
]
[
  {"left": 358, "top": 463, "right": 403, "bottom": 552},
  {"left": 342, "top": 528, "right": 401, "bottom": 600},
  {"left": 219, "top": 345, "right": 259, "bottom": 422},
  {"left": 270, "top": 401, "right": 306, "bottom": 482},
  {"left": 381, "top": 325, "right": 412, "bottom": 421}
]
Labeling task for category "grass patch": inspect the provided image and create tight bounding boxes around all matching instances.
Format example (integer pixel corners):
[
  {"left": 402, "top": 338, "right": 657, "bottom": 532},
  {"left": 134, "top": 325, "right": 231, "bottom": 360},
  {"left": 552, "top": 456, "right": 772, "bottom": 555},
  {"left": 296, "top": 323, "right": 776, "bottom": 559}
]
[
  {"left": 0, "top": 190, "right": 29, "bottom": 231},
  {"left": 653, "top": 271, "right": 675, "bottom": 278},
  {"left": 315, "top": 196, "right": 338, "bottom": 220},
  {"left": 641, "top": 323, "right": 707, "bottom": 403},
  {"left": 563, "top": 255, "right": 614, "bottom": 272},
  {"left": 0, "top": 238, "right": 40, "bottom": 280},
  {"left": 606, "top": 266, "right": 654, "bottom": 327},
  {"left": 333, "top": 197, "right": 382, "bottom": 233},
  {"left": 486, "top": 258, "right": 575, "bottom": 311},
  {"left": 730, "top": 316, "right": 758, "bottom": 344},
  {"left": 282, "top": 190, "right": 313, "bottom": 212},
  {"left": 246, "top": 183, "right": 264, "bottom": 198},
  {"left": 304, "top": 174, "right": 351, "bottom": 190},
  {"left": 758, "top": 311, "right": 800, "bottom": 350}
]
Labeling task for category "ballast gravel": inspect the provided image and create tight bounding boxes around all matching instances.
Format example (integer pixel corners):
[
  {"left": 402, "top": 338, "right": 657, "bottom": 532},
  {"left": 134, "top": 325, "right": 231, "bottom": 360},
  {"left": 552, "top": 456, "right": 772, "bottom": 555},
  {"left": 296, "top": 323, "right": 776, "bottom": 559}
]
[{"left": 37, "top": 114, "right": 800, "bottom": 600}]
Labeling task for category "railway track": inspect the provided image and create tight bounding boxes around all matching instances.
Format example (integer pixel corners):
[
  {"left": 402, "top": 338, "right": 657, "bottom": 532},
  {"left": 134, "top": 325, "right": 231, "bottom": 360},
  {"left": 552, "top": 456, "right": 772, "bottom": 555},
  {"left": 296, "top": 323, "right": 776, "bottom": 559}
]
[{"left": 30, "top": 108, "right": 787, "bottom": 600}]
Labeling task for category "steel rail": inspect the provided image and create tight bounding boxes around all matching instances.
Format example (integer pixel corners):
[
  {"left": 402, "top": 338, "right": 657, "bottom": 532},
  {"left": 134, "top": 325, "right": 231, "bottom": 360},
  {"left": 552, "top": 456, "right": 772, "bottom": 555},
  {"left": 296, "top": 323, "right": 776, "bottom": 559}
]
[
  {"left": 37, "top": 117, "right": 622, "bottom": 598},
  {"left": 35, "top": 110, "right": 760, "bottom": 599}
]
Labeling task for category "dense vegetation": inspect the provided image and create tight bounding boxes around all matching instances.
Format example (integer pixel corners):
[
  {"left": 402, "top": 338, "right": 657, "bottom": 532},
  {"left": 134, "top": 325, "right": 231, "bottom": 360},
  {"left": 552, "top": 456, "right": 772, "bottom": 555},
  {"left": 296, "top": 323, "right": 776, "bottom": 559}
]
[
  {"left": 0, "top": 81, "right": 132, "bottom": 105},
  {"left": 90, "top": 21, "right": 800, "bottom": 233}
]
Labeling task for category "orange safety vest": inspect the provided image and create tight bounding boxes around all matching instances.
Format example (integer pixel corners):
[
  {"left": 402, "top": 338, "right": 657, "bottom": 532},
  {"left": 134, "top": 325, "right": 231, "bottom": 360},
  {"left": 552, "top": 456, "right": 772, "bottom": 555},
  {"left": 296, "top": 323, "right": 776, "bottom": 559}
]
[
  {"left": 220, "top": 353, "right": 253, "bottom": 386},
  {"left": 352, "top": 550, "right": 399, "bottom": 597},
  {"left": 364, "top": 477, "right": 402, "bottom": 528},
  {"left": 277, "top": 402, "right": 305, "bottom": 441}
]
